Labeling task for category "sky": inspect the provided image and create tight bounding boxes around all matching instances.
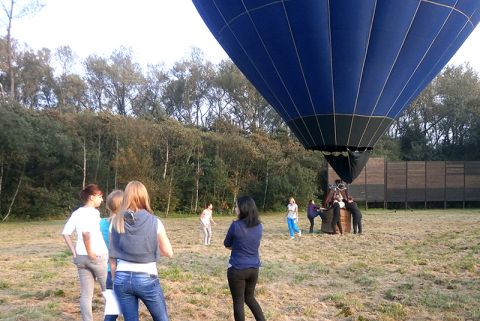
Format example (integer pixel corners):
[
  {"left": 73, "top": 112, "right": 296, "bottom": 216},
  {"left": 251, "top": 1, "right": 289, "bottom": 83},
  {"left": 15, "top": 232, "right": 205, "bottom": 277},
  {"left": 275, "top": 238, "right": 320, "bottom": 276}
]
[{"left": 3, "top": 0, "right": 480, "bottom": 72}]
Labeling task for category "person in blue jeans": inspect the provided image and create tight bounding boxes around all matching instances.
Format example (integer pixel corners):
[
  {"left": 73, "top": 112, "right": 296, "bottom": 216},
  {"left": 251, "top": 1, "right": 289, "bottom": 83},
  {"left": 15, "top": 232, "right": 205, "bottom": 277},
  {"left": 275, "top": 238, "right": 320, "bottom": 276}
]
[
  {"left": 100, "top": 189, "right": 123, "bottom": 321},
  {"left": 224, "top": 196, "right": 266, "bottom": 321},
  {"left": 109, "top": 181, "right": 173, "bottom": 321},
  {"left": 284, "top": 197, "right": 301, "bottom": 239}
]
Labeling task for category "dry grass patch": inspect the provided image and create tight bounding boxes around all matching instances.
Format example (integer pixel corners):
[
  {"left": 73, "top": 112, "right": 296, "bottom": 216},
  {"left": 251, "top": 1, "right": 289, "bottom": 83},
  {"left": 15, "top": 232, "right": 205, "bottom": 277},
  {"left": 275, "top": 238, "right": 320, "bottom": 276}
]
[{"left": 0, "top": 209, "right": 479, "bottom": 320}]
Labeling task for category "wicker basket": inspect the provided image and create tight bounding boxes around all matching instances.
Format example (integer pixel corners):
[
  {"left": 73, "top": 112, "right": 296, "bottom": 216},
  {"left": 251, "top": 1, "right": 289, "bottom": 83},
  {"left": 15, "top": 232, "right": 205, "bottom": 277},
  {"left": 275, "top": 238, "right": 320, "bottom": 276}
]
[{"left": 320, "top": 208, "right": 351, "bottom": 234}]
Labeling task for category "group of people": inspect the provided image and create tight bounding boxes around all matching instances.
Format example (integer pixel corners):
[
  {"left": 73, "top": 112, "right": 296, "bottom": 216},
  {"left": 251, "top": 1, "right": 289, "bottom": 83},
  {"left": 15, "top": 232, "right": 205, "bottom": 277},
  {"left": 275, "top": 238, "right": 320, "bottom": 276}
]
[
  {"left": 305, "top": 195, "right": 363, "bottom": 235},
  {"left": 62, "top": 182, "right": 265, "bottom": 321}
]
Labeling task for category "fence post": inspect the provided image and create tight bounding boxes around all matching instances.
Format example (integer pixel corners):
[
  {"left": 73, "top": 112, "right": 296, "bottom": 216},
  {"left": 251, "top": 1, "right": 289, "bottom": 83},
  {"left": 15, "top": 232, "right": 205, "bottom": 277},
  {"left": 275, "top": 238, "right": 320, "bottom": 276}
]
[
  {"left": 365, "top": 162, "right": 368, "bottom": 210},
  {"left": 405, "top": 161, "right": 408, "bottom": 210},
  {"left": 444, "top": 161, "right": 447, "bottom": 210},
  {"left": 463, "top": 161, "right": 466, "bottom": 209},
  {"left": 384, "top": 159, "right": 388, "bottom": 209},
  {"left": 424, "top": 161, "right": 427, "bottom": 209}
]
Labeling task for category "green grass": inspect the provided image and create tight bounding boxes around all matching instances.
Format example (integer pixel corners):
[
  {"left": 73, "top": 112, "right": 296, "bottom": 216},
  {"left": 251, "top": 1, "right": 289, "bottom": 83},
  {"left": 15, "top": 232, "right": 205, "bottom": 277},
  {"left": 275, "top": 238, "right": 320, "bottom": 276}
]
[{"left": 0, "top": 209, "right": 479, "bottom": 320}]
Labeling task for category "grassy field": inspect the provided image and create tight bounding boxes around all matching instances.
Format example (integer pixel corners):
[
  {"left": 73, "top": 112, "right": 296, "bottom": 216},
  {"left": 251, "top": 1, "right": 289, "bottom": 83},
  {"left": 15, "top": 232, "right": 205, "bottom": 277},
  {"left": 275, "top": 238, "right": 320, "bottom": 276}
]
[{"left": 0, "top": 209, "right": 479, "bottom": 321}]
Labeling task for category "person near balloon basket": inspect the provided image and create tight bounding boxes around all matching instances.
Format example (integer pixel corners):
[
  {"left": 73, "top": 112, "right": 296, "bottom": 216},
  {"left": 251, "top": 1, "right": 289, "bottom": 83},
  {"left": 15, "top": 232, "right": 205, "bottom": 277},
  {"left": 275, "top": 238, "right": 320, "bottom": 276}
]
[
  {"left": 346, "top": 196, "right": 363, "bottom": 234},
  {"left": 307, "top": 199, "right": 327, "bottom": 233},
  {"left": 331, "top": 194, "right": 345, "bottom": 235}
]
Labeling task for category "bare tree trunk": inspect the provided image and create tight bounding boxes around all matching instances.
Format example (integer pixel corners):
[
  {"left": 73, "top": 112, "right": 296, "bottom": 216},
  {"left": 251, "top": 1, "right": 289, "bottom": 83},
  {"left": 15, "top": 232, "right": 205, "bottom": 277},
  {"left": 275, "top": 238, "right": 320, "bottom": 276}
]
[
  {"left": 2, "top": 174, "right": 22, "bottom": 222},
  {"left": 94, "top": 132, "right": 101, "bottom": 182},
  {"left": 0, "top": 158, "right": 3, "bottom": 212},
  {"left": 5, "top": 0, "right": 15, "bottom": 98},
  {"left": 163, "top": 141, "right": 169, "bottom": 180},
  {"left": 262, "top": 163, "right": 269, "bottom": 211},
  {"left": 166, "top": 171, "right": 174, "bottom": 217},
  {"left": 114, "top": 136, "right": 119, "bottom": 189},
  {"left": 232, "top": 172, "right": 239, "bottom": 213},
  {"left": 194, "top": 148, "right": 201, "bottom": 213},
  {"left": 82, "top": 136, "right": 86, "bottom": 188}
]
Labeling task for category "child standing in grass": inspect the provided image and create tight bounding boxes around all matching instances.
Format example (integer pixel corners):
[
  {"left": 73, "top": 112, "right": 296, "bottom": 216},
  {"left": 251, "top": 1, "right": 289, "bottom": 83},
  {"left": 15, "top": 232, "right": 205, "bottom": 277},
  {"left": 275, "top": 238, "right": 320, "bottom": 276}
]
[
  {"left": 200, "top": 203, "right": 216, "bottom": 245},
  {"left": 100, "top": 190, "right": 124, "bottom": 321}
]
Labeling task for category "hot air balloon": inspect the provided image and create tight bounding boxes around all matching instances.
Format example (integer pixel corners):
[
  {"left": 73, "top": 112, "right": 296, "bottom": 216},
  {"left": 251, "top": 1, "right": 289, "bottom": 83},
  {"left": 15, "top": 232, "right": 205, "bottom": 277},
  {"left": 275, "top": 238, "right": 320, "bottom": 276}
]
[{"left": 193, "top": 0, "right": 480, "bottom": 183}]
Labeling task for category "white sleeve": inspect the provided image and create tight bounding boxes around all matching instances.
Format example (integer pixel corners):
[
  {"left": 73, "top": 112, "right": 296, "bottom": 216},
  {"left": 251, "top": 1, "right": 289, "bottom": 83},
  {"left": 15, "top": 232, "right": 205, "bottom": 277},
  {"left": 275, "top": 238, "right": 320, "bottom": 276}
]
[
  {"left": 61, "top": 214, "right": 76, "bottom": 235},
  {"left": 157, "top": 218, "right": 165, "bottom": 234}
]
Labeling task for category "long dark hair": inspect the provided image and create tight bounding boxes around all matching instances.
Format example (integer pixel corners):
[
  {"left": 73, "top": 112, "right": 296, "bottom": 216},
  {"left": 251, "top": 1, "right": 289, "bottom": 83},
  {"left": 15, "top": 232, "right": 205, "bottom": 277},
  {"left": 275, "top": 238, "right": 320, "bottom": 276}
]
[{"left": 237, "top": 196, "right": 261, "bottom": 228}]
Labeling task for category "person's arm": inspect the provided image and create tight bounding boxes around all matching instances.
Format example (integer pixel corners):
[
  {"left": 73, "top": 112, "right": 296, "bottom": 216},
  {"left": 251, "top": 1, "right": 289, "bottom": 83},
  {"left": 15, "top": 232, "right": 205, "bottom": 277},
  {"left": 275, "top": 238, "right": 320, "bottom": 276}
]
[
  {"left": 62, "top": 234, "right": 77, "bottom": 257},
  {"left": 224, "top": 223, "right": 234, "bottom": 250},
  {"left": 109, "top": 256, "right": 117, "bottom": 280},
  {"left": 210, "top": 214, "right": 217, "bottom": 225},
  {"left": 82, "top": 232, "right": 97, "bottom": 260},
  {"left": 157, "top": 221, "right": 173, "bottom": 258},
  {"left": 200, "top": 210, "right": 205, "bottom": 225}
]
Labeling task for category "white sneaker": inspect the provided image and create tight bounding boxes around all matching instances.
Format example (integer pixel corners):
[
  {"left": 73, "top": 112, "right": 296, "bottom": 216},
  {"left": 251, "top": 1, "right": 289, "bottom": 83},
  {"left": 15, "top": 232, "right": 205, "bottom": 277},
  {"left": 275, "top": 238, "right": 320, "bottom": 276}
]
[
  {"left": 298, "top": 230, "right": 302, "bottom": 237},
  {"left": 290, "top": 236, "right": 295, "bottom": 240}
]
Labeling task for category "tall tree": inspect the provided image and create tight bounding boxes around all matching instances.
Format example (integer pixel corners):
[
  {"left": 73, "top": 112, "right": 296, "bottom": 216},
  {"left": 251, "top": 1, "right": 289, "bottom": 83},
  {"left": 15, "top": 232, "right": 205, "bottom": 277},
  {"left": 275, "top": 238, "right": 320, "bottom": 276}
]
[
  {"left": 104, "top": 47, "right": 144, "bottom": 116},
  {"left": 0, "top": 0, "right": 44, "bottom": 99}
]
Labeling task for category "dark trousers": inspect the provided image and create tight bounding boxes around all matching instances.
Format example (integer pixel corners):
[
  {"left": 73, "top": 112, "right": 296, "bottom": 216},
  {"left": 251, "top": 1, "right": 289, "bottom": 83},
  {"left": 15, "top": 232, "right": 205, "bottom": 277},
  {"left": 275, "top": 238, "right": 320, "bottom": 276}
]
[
  {"left": 308, "top": 216, "right": 315, "bottom": 233},
  {"left": 331, "top": 204, "right": 343, "bottom": 234},
  {"left": 227, "top": 267, "right": 265, "bottom": 321},
  {"left": 353, "top": 215, "right": 362, "bottom": 234}
]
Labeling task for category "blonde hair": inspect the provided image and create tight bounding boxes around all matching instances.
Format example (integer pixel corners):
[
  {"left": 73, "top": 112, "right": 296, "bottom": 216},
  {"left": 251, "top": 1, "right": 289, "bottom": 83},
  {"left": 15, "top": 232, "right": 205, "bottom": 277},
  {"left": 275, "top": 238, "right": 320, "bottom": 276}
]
[
  {"left": 106, "top": 190, "right": 124, "bottom": 218},
  {"left": 289, "top": 197, "right": 296, "bottom": 203},
  {"left": 112, "top": 181, "right": 153, "bottom": 234}
]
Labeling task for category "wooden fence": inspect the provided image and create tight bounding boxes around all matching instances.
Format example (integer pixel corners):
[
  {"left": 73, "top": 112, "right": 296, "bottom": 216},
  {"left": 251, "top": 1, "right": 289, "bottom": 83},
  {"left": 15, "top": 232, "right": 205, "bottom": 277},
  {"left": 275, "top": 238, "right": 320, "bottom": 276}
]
[{"left": 328, "top": 158, "right": 480, "bottom": 208}]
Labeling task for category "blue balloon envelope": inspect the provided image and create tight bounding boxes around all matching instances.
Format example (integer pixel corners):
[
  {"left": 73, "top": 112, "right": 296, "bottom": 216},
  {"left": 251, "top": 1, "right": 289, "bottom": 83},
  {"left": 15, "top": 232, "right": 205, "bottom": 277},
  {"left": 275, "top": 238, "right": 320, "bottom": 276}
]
[{"left": 193, "top": 0, "right": 480, "bottom": 182}]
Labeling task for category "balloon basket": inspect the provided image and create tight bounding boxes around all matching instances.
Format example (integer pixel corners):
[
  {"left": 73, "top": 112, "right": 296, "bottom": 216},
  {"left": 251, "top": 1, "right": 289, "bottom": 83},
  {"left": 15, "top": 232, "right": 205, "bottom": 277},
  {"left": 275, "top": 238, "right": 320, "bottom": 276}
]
[{"left": 321, "top": 208, "right": 351, "bottom": 234}]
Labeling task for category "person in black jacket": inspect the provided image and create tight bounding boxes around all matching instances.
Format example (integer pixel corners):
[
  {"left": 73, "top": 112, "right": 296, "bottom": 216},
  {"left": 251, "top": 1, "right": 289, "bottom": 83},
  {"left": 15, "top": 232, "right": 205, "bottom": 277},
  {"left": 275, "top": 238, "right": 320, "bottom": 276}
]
[
  {"left": 331, "top": 194, "right": 344, "bottom": 235},
  {"left": 346, "top": 196, "right": 363, "bottom": 234}
]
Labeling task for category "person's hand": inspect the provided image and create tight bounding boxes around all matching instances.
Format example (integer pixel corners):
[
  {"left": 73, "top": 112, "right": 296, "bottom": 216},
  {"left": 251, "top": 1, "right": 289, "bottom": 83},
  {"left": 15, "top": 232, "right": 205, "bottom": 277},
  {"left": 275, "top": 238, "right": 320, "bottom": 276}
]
[{"left": 87, "top": 252, "right": 97, "bottom": 261}]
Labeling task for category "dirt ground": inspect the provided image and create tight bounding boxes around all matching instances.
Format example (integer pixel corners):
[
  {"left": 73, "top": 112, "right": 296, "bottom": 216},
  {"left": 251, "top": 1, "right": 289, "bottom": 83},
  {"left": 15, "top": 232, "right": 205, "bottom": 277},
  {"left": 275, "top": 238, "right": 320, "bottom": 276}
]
[{"left": 0, "top": 209, "right": 479, "bottom": 321}]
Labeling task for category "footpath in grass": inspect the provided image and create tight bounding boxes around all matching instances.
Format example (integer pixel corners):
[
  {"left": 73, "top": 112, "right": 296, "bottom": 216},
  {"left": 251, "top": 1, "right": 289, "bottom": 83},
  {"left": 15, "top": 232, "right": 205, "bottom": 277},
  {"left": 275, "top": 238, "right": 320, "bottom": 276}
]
[{"left": 0, "top": 209, "right": 479, "bottom": 321}]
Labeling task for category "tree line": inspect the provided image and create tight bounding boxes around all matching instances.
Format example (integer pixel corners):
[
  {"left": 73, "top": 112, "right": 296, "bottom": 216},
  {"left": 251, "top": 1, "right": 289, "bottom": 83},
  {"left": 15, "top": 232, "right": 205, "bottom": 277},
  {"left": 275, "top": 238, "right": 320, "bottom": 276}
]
[{"left": 1, "top": 33, "right": 479, "bottom": 219}]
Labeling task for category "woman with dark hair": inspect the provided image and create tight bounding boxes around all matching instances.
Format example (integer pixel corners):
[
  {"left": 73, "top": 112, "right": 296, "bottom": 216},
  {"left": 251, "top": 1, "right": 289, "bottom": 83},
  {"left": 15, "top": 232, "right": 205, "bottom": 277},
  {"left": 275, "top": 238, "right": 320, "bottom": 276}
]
[
  {"left": 62, "top": 184, "right": 108, "bottom": 321},
  {"left": 224, "top": 196, "right": 266, "bottom": 321},
  {"left": 110, "top": 181, "right": 173, "bottom": 321}
]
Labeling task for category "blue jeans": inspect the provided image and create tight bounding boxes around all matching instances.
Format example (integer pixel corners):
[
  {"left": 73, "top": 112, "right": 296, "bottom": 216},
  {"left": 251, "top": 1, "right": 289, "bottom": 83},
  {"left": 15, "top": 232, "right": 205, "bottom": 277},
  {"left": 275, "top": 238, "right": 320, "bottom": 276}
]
[
  {"left": 287, "top": 218, "right": 300, "bottom": 237},
  {"left": 104, "top": 271, "right": 118, "bottom": 321},
  {"left": 114, "top": 271, "right": 169, "bottom": 321}
]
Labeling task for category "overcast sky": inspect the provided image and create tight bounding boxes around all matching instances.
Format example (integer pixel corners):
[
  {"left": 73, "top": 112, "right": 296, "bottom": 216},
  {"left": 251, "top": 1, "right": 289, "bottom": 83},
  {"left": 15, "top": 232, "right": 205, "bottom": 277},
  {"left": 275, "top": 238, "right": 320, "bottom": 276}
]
[{"left": 4, "top": 0, "right": 480, "bottom": 72}]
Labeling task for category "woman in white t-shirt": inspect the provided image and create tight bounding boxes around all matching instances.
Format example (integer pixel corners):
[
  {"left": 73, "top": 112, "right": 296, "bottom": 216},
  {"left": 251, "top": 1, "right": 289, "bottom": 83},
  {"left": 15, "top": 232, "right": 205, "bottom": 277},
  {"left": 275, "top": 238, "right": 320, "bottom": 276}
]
[
  {"left": 62, "top": 184, "right": 108, "bottom": 321},
  {"left": 284, "top": 197, "right": 302, "bottom": 239},
  {"left": 200, "top": 203, "right": 216, "bottom": 245}
]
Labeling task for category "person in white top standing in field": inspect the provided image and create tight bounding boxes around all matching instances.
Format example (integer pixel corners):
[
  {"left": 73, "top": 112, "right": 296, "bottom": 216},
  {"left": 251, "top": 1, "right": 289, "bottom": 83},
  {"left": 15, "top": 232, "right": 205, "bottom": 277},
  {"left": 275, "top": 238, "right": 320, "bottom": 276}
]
[
  {"left": 62, "top": 184, "right": 108, "bottom": 321},
  {"left": 285, "top": 197, "right": 302, "bottom": 239},
  {"left": 200, "top": 203, "right": 216, "bottom": 245}
]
